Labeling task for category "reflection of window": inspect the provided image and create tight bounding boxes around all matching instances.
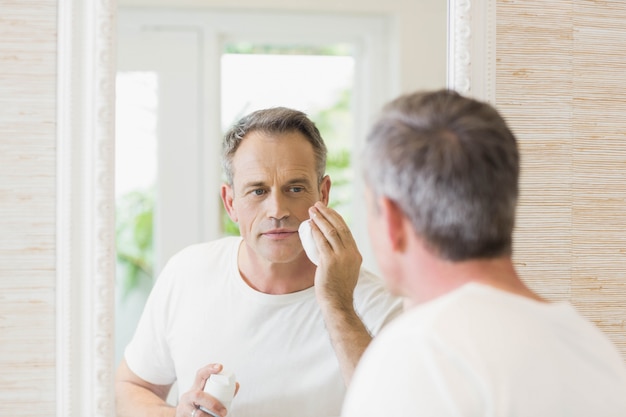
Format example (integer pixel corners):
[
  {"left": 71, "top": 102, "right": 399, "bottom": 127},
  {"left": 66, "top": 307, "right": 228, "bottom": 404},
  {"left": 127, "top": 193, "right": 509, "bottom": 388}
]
[
  {"left": 115, "top": 72, "right": 158, "bottom": 367},
  {"left": 220, "top": 44, "right": 356, "bottom": 234},
  {"left": 115, "top": 72, "right": 158, "bottom": 293},
  {"left": 115, "top": 72, "right": 158, "bottom": 199}
]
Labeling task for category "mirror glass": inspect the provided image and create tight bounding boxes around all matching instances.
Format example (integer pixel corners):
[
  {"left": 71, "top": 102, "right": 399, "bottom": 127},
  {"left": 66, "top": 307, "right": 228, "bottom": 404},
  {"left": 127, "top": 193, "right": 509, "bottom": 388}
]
[
  {"left": 114, "top": 38, "right": 358, "bottom": 366},
  {"left": 112, "top": 1, "right": 449, "bottom": 404}
]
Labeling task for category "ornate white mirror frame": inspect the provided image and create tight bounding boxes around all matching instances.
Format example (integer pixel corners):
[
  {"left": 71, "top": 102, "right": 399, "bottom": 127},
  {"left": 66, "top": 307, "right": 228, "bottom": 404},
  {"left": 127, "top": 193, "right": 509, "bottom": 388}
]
[
  {"left": 448, "top": 0, "right": 496, "bottom": 102},
  {"left": 55, "top": 0, "right": 495, "bottom": 415},
  {"left": 57, "top": 0, "right": 116, "bottom": 415}
]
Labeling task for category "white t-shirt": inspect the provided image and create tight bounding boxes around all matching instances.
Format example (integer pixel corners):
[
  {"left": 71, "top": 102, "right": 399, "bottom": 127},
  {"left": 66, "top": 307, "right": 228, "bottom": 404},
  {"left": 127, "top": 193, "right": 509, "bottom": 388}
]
[
  {"left": 343, "top": 282, "right": 626, "bottom": 417},
  {"left": 125, "top": 236, "right": 402, "bottom": 417}
]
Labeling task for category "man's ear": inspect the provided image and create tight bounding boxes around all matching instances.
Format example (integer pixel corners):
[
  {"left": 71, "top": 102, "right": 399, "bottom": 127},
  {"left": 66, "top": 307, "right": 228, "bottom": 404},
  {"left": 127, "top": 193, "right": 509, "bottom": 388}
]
[
  {"left": 379, "top": 196, "right": 407, "bottom": 252},
  {"left": 220, "top": 183, "right": 238, "bottom": 223},
  {"left": 319, "top": 175, "right": 331, "bottom": 206}
]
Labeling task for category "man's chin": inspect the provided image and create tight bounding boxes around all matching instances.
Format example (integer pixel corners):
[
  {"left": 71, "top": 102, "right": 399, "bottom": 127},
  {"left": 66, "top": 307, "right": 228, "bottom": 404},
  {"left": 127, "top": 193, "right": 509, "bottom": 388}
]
[
  {"left": 255, "top": 247, "right": 300, "bottom": 265},
  {"left": 245, "top": 237, "right": 301, "bottom": 264}
]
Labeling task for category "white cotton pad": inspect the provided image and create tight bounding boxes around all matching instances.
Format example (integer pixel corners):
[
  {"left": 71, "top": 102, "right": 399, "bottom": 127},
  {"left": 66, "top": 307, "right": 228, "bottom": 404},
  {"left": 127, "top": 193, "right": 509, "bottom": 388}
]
[{"left": 298, "top": 220, "right": 320, "bottom": 266}]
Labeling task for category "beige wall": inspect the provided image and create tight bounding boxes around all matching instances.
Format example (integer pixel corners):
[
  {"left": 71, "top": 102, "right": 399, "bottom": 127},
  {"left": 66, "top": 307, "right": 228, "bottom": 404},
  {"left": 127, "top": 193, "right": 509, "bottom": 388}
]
[
  {"left": 497, "top": 0, "right": 626, "bottom": 356},
  {"left": 0, "top": 1, "right": 57, "bottom": 415}
]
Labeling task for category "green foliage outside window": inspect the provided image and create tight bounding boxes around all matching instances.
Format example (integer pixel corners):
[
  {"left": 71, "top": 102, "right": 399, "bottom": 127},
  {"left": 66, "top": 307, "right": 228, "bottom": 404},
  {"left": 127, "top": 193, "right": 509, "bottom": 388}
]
[{"left": 116, "top": 187, "right": 155, "bottom": 299}]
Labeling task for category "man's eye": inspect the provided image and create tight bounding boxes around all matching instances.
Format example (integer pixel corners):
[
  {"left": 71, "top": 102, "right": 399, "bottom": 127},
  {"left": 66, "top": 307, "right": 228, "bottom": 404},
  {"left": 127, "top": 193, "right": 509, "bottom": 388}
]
[
  {"left": 289, "top": 186, "right": 304, "bottom": 193},
  {"left": 253, "top": 189, "right": 266, "bottom": 196}
]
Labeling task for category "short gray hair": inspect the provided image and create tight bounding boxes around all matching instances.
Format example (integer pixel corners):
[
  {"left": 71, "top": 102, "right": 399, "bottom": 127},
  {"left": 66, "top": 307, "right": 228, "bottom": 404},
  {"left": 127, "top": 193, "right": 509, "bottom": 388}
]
[
  {"left": 363, "top": 89, "right": 520, "bottom": 261},
  {"left": 222, "top": 107, "right": 327, "bottom": 185}
]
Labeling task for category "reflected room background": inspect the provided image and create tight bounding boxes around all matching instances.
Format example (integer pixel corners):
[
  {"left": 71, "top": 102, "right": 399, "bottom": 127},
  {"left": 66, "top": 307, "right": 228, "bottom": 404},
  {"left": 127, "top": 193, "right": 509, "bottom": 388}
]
[
  {"left": 115, "top": 39, "right": 356, "bottom": 366},
  {"left": 112, "top": 5, "right": 451, "bottom": 369}
]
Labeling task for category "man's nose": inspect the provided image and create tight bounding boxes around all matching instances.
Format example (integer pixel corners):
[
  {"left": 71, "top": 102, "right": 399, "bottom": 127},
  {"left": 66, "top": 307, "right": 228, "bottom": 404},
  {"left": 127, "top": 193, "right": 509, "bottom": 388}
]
[{"left": 266, "top": 191, "right": 290, "bottom": 220}]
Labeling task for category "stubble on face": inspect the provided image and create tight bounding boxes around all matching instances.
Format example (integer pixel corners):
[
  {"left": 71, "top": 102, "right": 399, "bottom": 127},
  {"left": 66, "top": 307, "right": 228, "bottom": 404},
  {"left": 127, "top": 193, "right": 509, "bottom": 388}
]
[{"left": 229, "top": 130, "right": 323, "bottom": 265}]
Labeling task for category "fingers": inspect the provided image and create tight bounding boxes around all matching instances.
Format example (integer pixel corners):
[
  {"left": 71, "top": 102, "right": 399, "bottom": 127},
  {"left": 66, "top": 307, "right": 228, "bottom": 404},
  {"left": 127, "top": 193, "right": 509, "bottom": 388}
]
[
  {"left": 308, "top": 202, "right": 355, "bottom": 252},
  {"left": 179, "top": 389, "right": 227, "bottom": 417},
  {"left": 192, "top": 363, "right": 223, "bottom": 391},
  {"left": 177, "top": 363, "right": 228, "bottom": 417}
]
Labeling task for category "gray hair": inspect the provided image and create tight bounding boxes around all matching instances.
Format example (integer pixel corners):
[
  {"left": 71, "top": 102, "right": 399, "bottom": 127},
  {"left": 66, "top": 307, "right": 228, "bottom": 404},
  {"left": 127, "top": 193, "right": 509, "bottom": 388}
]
[
  {"left": 222, "top": 107, "right": 327, "bottom": 186},
  {"left": 363, "top": 89, "right": 520, "bottom": 261}
]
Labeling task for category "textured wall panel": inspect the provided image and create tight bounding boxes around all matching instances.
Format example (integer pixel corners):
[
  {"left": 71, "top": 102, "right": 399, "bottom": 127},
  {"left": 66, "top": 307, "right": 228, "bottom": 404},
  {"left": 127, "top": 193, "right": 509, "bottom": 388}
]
[
  {"left": 571, "top": 0, "right": 626, "bottom": 354},
  {"left": 497, "top": 0, "right": 574, "bottom": 300},
  {"left": 497, "top": 0, "right": 626, "bottom": 357},
  {"left": 0, "top": 1, "right": 57, "bottom": 415}
]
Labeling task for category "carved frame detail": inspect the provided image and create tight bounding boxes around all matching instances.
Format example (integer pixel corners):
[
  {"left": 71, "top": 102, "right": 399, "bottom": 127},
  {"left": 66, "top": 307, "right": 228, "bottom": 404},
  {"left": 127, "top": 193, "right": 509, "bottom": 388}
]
[
  {"left": 56, "top": 0, "right": 116, "bottom": 415},
  {"left": 448, "top": 0, "right": 496, "bottom": 103}
]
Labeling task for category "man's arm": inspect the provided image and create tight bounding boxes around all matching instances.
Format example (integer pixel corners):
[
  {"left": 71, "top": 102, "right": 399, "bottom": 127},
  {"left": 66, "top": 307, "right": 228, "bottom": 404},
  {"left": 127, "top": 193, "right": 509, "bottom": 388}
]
[
  {"left": 115, "top": 360, "right": 229, "bottom": 417},
  {"left": 115, "top": 359, "right": 175, "bottom": 417},
  {"left": 308, "top": 202, "right": 372, "bottom": 385},
  {"left": 317, "top": 290, "right": 373, "bottom": 385}
]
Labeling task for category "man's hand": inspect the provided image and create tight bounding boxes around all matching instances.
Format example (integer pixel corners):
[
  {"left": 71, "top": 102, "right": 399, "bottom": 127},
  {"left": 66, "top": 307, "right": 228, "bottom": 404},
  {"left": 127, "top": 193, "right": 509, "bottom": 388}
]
[
  {"left": 308, "top": 202, "right": 371, "bottom": 385},
  {"left": 114, "top": 360, "right": 237, "bottom": 417},
  {"left": 308, "top": 201, "right": 362, "bottom": 307},
  {"left": 178, "top": 363, "right": 239, "bottom": 417}
]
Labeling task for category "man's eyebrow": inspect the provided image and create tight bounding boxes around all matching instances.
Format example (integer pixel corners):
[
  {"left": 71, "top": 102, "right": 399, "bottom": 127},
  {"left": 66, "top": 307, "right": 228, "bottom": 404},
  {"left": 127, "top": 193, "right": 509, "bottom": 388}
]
[
  {"left": 240, "top": 177, "right": 314, "bottom": 190},
  {"left": 241, "top": 181, "right": 266, "bottom": 190},
  {"left": 285, "top": 177, "right": 315, "bottom": 187}
]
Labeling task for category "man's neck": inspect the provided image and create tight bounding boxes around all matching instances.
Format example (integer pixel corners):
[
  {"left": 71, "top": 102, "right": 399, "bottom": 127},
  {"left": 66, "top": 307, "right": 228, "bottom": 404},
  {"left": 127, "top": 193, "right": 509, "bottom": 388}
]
[
  {"left": 237, "top": 241, "right": 317, "bottom": 294},
  {"left": 402, "top": 240, "right": 546, "bottom": 307},
  {"left": 444, "top": 257, "right": 545, "bottom": 302}
]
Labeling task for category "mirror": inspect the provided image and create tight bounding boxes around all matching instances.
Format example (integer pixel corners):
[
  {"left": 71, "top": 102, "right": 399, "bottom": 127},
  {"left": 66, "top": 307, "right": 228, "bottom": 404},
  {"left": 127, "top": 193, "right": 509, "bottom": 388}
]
[
  {"left": 113, "top": 8, "right": 405, "bottom": 371},
  {"left": 55, "top": 0, "right": 494, "bottom": 415}
]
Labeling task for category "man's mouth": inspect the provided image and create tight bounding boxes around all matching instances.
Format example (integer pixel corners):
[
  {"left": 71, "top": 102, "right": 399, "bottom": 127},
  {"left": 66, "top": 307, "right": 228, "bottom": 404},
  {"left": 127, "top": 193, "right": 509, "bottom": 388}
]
[{"left": 262, "top": 229, "right": 297, "bottom": 239}]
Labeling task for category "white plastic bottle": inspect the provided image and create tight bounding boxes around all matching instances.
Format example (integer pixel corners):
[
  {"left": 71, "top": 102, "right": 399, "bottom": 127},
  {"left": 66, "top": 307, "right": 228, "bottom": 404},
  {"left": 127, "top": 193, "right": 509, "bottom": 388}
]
[{"left": 199, "top": 371, "right": 237, "bottom": 417}]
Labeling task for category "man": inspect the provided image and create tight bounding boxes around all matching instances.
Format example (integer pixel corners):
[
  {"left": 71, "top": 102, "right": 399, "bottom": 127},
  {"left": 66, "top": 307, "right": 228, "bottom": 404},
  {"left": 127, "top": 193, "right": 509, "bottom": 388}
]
[
  {"left": 342, "top": 90, "right": 626, "bottom": 416},
  {"left": 115, "top": 107, "right": 402, "bottom": 417}
]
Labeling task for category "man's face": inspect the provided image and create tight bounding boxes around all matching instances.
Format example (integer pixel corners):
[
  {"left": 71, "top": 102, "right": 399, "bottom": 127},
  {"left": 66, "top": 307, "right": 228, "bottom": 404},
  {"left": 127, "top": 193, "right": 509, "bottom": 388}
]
[{"left": 222, "top": 130, "right": 329, "bottom": 264}]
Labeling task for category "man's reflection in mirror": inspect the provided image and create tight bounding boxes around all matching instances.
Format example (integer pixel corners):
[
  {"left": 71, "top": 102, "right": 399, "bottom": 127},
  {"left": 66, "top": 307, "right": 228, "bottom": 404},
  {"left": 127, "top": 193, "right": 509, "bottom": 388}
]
[{"left": 115, "top": 107, "right": 402, "bottom": 417}]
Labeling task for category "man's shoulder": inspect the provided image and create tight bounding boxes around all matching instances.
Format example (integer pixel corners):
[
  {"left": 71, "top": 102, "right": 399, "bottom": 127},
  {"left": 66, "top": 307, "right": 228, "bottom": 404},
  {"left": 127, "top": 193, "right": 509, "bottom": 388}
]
[
  {"left": 353, "top": 268, "right": 390, "bottom": 301},
  {"left": 353, "top": 268, "right": 404, "bottom": 333},
  {"left": 171, "top": 236, "right": 241, "bottom": 261},
  {"left": 154, "top": 236, "right": 241, "bottom": 290},
  {"left": 355, "top": 267, "right": 384, "bottom": 287},
  {"left": 159, "top": 236, "right": 241, "bottom": 277}
]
